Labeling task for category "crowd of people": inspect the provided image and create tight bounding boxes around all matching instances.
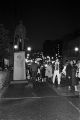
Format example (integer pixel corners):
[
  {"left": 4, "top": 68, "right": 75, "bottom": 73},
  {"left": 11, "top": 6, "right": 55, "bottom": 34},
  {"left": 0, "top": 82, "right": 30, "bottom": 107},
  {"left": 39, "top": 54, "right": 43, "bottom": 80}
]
[{"left": 26, "top": 58, "right": 80, "bottom": 92}]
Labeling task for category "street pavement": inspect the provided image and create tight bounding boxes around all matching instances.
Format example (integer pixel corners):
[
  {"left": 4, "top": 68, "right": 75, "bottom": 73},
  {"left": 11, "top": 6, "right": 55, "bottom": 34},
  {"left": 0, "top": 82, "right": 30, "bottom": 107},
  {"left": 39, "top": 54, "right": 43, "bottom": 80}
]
[
  {"left": 1, "top": 82, "right": 58, "bottom": 98},
  {"left": 0, "top": 81, "right": 80, "bottom": 120}
]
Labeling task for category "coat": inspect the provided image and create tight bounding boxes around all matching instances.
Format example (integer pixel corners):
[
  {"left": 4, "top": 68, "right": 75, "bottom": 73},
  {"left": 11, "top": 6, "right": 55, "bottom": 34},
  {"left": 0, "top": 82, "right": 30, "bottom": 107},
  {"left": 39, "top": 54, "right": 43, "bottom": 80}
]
[{"left": 45, "top": 65, "right": 52, "bottom": 78}]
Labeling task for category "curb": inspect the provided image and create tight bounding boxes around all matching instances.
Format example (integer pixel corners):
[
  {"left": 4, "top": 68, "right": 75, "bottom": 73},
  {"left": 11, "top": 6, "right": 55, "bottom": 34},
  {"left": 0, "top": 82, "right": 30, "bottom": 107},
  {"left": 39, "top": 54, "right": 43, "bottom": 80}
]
[
  {"left": 0, "top": 86, "right": 9, "bottom": 98},
  {"left": 10, "top": 80, "right": 28, "bottom": 84}
]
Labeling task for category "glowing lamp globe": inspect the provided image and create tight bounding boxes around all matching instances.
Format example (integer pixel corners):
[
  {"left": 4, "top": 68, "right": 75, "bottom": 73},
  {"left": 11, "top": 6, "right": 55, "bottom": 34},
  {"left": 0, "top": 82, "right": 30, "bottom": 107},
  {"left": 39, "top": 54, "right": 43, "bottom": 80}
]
[
  {"left": 14, "top": 45, "right": 18, "bottom": 49},
  {"left": 27, "top": 47, "right": 31, "bottom": 51},
  {"left": 74, "top": 47, "right": 79, "bottom": 52}
]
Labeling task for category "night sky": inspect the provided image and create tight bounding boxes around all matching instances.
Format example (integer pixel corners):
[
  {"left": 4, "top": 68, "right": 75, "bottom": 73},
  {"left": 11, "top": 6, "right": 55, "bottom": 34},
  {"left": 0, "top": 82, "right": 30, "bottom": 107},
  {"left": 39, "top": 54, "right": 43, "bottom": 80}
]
[{"left": 0, "top": 1, "right": 80, "bottom": 49}]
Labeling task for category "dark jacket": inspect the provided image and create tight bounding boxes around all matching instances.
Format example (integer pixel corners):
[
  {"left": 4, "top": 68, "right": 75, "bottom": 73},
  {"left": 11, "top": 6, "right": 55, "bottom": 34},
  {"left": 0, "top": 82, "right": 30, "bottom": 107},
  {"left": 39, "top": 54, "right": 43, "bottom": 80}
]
[{"left": 66, "top": 63, "right": 73, "bottom": 77}]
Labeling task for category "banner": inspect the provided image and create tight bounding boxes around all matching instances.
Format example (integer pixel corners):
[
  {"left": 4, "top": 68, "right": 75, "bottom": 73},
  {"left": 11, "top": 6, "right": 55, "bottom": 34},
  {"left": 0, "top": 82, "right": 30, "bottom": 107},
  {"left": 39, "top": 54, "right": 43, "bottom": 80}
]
[{"left": 13, "top": 51, "right": 26, "bottom": 80}]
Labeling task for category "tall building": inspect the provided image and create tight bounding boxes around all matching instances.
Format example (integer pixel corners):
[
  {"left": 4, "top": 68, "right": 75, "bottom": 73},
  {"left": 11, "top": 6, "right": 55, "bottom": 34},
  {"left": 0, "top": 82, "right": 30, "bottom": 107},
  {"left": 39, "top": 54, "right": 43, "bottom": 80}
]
[{"left": 43, "top": 40, "right": 63, "bottom": 58}]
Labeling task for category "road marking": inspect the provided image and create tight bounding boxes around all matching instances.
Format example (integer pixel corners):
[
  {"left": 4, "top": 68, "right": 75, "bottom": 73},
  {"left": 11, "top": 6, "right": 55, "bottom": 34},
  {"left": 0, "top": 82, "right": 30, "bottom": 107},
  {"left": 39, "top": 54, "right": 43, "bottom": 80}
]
[
  {"left": 65, "top": 97, "right": 80, "bottom": 113},
  {"left": 0, "top": 95, "right": 60, "bottom": 100},
  {"left": 49, "top": 84, "right": 80, "bottom": 113},
  {"left": 68, "top": 100, "right": 80, "bottom": 113},
  {"left": 38, "top": 96, "right": 60, "bottom": 98},
  {"left": 0, "top": 97, "right": 41, "bottom": 100}
]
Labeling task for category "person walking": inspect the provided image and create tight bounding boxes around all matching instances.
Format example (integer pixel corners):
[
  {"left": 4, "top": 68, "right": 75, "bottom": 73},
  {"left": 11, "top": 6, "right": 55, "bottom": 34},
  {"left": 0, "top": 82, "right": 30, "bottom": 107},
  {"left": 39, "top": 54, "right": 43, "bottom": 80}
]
[
  {"left": 45, "top": 62, "right": 53, "bottom": 83},
  {"left": 52, "top": 58, "right": 61, "bottom": 86},
  {"left": 72, "top": 60, "right": 78, "bottom": 91},
  {"left": 30, "top": 60, "right": 38, "bottom": 81},
  {"left": 40, "top": 63, "right": 46, "bottom": 82},
  {"left": 66, "top": 60, "right": 73, "bottom": 90},
  {"left": 76, "top": 60, "right": 80, "bottom": 81}
]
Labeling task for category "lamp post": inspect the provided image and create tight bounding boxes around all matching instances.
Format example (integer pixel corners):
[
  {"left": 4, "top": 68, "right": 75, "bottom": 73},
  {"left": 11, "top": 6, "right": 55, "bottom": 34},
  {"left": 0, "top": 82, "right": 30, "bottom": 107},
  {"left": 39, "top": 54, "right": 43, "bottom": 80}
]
[
  {"left": 14, "top": 45, "right": 18, "bottom": 52},
  {"left": 74, "top": 47, "right": 79, "bottom": 59},
  {"left": 26, "top": 47, "right": 32, "bottom": 59}
]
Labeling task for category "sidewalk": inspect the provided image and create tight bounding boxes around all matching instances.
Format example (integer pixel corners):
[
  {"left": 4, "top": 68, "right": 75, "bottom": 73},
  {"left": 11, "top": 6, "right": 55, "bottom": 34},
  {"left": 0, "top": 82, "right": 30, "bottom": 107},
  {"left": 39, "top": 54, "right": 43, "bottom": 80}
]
[
  {"left": 49, "top": 84, "right": 80, "bottom": 97},
  {"left": 0, "top": 80, "right": 29, "bottom": 98}
]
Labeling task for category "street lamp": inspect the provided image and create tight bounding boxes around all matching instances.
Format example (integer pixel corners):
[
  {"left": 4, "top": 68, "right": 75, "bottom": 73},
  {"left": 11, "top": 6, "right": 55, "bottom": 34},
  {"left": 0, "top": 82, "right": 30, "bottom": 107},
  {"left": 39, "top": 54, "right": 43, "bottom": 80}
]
[
  {"left": 74, "top": 47, "right": 79, "bottom": 52},
  {"left": 27, "top": 47, "right": 32, "bottom": 52},
  {"left": 14, "top": 45, "right": 18, "bottom": 50}
]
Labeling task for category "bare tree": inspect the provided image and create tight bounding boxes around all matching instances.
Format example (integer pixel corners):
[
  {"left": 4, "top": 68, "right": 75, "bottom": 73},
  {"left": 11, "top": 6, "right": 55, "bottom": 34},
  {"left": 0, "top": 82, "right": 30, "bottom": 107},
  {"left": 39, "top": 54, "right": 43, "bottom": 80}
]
[{"left": 0, "top": 24, "right": 10, "bottom": 58}]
